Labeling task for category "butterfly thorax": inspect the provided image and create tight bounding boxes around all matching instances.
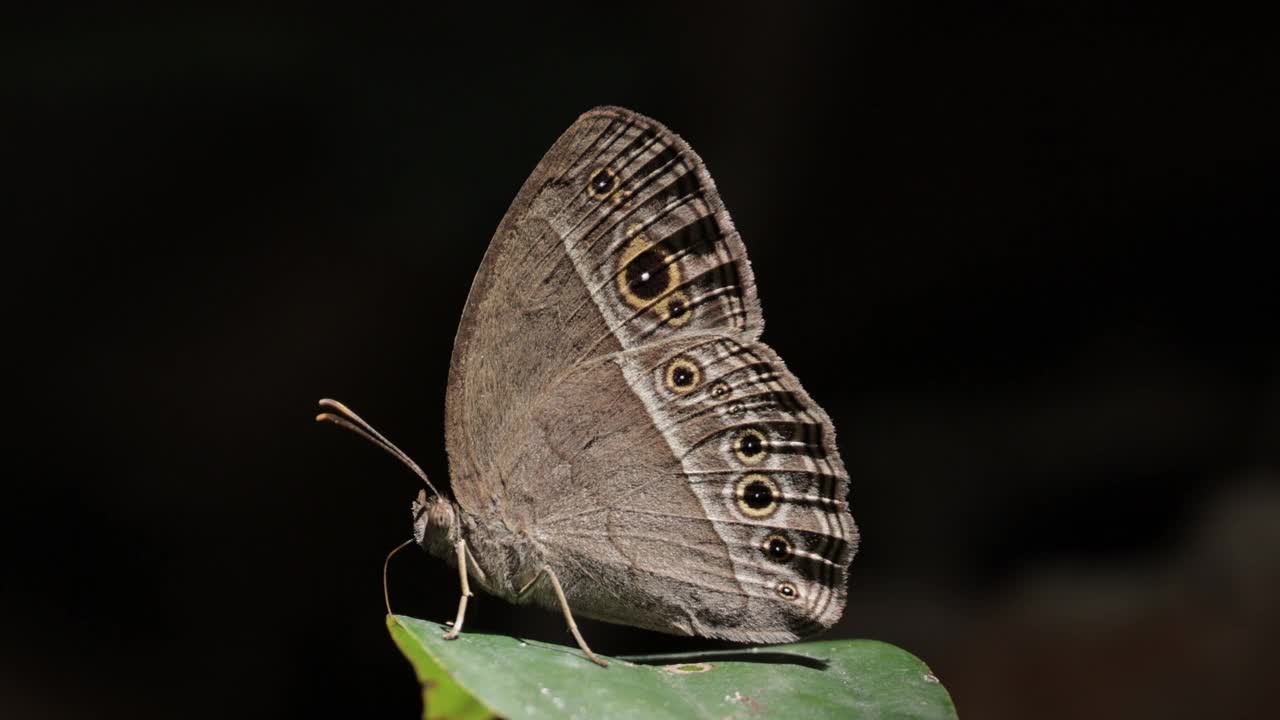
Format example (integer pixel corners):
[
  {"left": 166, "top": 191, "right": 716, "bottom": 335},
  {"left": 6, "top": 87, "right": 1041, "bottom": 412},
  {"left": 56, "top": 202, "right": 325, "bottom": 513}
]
[{"left": 411, "top": 490, "right": 544, "bottom": 600}]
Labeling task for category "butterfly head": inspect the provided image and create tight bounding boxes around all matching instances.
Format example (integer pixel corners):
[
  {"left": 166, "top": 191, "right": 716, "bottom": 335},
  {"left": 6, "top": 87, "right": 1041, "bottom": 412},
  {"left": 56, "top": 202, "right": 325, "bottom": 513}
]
[
  {"left": 314, "top": 398, "right": 457, "bottom": 555},
  {"left": 411, "top": 488, "right": 460, "bottom": 556}
]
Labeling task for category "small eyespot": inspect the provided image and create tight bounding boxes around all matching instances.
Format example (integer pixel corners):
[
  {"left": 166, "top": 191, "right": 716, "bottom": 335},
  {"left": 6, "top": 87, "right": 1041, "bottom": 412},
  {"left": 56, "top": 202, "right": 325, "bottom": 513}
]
[
  {"left": 710, "top": 381, "right": 732, "bottom": 399},
  {"left": 664, "top": 357, "right": 702, "bottom": 394},
  {"left": 733, "top": 428, "right": 768, "bottom": 464},
  {"left": 662, "top": 291, "right": 692, "bottom": 327},
  {"left": 763, "top": 534, "right": 792, "bottom": 562},
  {"left": 734, "top": 473, "right": 779, "bottom": 518},
  {"left": 588, "top": 167, "right": 617, "bottom": 198},
  {"left": 777, "top": 582, "right": 799, "bottom": 600}
]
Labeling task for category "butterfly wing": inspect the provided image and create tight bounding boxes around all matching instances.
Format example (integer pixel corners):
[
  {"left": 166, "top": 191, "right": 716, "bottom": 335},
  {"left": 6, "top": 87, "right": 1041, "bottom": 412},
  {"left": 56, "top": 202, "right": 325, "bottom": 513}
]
[
  {"left": 446, "top": 106, "right": 761, "bottom": 509},
  {"left": 444, "top": 107, "right": 856, "bottom": 641},
  {"left": 517, "top": 333, "right": 856, "bottom": 642}
]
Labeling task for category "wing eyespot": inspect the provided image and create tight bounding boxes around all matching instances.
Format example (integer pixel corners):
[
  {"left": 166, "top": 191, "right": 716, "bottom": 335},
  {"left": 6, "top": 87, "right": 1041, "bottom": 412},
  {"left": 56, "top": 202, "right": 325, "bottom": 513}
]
[
  {"left": 763, "top": 533, "right": 793, "bottom": 562},
  {"left": 658, "top": 291, "right": 692, "bottom": 327},
  {"left": 617, "top": 234, "right": 681, "bottom": 311},
  {"left": 587, "top": 167, "right": 617, "bottom": 198},
  {"left": 664, "top": 356, "right": 702, "bottom": 395},
  {"left": 734, "top": 473, "right": 779, "bottom": 518},
  {"left": 733, "top": 428, "right": 768, "bottom": 464}
]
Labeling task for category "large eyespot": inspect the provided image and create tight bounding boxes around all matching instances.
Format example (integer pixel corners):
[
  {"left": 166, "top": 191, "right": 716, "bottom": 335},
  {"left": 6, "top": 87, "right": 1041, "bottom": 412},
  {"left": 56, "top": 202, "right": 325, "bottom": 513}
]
[
  {"left": 733, "top": 428, "right": 768, "bottom": 464},
  {"left": 734, "top": 473, "right": 779, "bottom": 518},
  {"left": 762, "top": 533, "right": 793, "bottom": 562},
  {"left": 664, "top": 357, "right": 702, "bottom": 394},
  {"left": 617, "top": 235, "right": 682, "bottom": 311},
  {"left": 627, "top": 249, "right": 671, "bottom": 301},
  {"left": 588, "top": 167, "right": 617, "bottom": 198},
  {"left": 709, "top": 381, "right": 732, "bottom": 399},
  {"left": 776, "top": 582, "right": 799, "bottom": 601}
]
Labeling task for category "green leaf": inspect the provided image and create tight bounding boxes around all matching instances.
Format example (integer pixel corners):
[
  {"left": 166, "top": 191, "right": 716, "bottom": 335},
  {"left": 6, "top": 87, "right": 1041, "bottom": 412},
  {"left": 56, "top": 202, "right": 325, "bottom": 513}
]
[{"left": 387, "top": 615, "right": 957, "bottom": 720}]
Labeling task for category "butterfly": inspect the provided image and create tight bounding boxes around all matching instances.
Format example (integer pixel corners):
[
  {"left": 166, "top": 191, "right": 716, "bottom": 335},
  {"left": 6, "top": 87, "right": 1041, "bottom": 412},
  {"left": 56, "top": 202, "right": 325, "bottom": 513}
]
[{"left": 319, "top": 106, "right": 858, "bottom": 666}]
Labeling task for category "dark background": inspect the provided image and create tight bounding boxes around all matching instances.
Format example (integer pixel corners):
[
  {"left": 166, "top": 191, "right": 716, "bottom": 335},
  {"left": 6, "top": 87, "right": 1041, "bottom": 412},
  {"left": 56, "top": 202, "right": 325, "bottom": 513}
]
[{"left": 6, "top": 5, "right": 1277, "bottom": 719}]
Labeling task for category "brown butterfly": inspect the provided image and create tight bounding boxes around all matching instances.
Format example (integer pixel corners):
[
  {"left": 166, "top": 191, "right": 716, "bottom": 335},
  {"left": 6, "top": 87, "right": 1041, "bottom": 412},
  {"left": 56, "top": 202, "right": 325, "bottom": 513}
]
[{"left": 319, "top": 106, "right": 857, "bottom": 666}]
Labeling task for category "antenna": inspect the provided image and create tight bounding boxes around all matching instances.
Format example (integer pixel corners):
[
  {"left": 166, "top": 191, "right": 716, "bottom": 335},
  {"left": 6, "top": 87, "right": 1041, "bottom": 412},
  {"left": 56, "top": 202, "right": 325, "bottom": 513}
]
[{"left": 315, "top": 398, "right": 444, "bottom": 499}]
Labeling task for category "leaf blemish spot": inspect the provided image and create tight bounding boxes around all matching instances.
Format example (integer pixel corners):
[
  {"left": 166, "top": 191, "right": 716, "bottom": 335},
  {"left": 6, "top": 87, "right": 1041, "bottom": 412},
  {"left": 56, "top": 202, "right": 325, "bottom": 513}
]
[
  {"left": 923, "top": 673, "right": 940, "bottom": 683},
  {"left": 663, "top": 662, "right": 714, "bottom": 674},
  {"left": 727, "top": 691, "right": 763, "bottom": 713},
  {"left": 539, "top": 686, "right": 566, "bottom": 709}
]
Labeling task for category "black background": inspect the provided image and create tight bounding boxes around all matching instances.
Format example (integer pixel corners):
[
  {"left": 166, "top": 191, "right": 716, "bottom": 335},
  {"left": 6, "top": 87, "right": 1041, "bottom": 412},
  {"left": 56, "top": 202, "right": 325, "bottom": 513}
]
[{"left": 6, "top": 5, "right": 1277, "bottom": 719}]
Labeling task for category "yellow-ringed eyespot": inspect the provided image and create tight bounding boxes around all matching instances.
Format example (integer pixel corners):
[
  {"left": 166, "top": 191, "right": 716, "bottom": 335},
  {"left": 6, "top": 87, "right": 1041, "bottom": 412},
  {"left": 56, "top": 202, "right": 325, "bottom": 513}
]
[
  {"left": 733, "top": 428, "right": 768, "bottom": 464},
  {"left": 734, "top": 473, "right": 779, "bottom": 518},
  {"left": 658, "top": 290, "right": 692, "bottom": 327},
  {"left": 617, "top": 235, "right": 681, "bottom": 310},
  {"left": 664, "top": 357, "right": 702, "bottom": 394},
  {"left": 588, "top": 167, "right": 617, "bottom": 198},
  {"left": 762, "top": 534, "right": 793, "bottom": 562},
  {"left": 709, "top": 381, "right": 732, "bottom": 399},
  {"left": 776, "top": 582, "right": 799, "bottom": 600}
]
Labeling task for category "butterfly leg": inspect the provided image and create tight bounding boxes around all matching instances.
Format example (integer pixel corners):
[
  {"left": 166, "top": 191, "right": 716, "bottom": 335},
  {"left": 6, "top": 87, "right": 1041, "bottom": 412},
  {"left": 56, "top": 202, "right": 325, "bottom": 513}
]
[
  {"left": 442, "top": 539, "right": 473, "bottom": 640},
  {"left": 518, "top": 566, "right": 608, "bottom": 667}
]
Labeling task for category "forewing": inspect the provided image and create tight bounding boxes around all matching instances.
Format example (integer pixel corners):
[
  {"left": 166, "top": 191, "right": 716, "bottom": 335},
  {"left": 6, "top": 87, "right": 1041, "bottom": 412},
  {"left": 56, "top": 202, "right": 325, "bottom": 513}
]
[{"left": 446, "top": 107, "right": 761, "bottom": 509}]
